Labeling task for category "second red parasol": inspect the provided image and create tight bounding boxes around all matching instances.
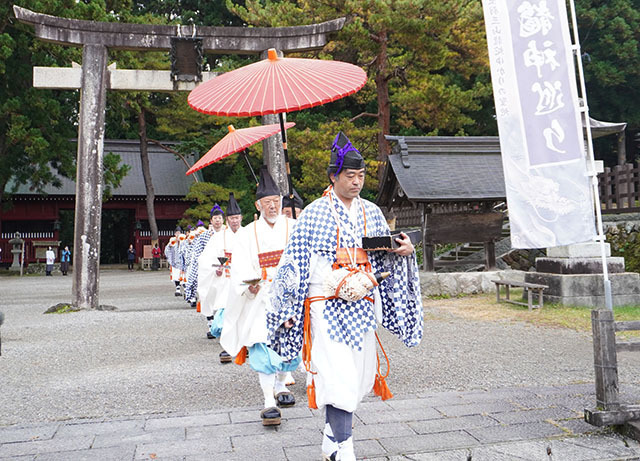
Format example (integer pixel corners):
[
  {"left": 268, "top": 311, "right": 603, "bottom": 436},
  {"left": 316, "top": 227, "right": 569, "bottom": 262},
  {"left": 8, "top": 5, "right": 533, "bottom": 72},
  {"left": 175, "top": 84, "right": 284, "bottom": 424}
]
[{"left": 186, "top": 123, "right": 295, "bottom": 181}]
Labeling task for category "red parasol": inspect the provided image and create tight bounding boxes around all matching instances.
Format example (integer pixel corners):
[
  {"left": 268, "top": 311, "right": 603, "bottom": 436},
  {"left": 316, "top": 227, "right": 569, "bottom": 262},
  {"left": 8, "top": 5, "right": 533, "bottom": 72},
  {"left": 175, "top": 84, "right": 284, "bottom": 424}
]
[
  {"left": 188, "top": 49, "right": 366, "bottom": 116},
  {"left": 186, "top": 123, "right": 295, "bottom": 179},
  {"left": 187, "top": 48, "right": 367, "bottom": 217}
]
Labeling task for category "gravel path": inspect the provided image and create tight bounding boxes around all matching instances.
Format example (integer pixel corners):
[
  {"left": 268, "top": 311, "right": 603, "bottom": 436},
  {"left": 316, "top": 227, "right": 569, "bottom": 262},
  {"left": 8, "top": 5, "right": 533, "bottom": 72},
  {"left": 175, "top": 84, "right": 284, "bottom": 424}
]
[{"left": 1, "top": 270, "right": 639, "bottom": 427}]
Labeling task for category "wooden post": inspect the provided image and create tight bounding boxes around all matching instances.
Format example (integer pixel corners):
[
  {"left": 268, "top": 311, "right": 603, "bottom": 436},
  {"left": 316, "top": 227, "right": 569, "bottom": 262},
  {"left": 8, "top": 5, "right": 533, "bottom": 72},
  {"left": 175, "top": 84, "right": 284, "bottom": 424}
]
[
  {"left": 72, "top": 44, "right": 108, "bottom": 310},
  {"left": 591, "top": 309, "right": 620, "bottom": 410},
  {"left": 484, "top": 240, "right": 496, "bottom": 270},
  {"left": 425, "top": 245, "right": 435, "bottom": 272}
]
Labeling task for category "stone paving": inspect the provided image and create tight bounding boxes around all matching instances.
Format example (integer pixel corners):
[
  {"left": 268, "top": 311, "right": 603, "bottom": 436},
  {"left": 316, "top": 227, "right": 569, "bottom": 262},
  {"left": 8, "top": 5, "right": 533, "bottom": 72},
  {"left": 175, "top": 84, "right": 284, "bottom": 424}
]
[
  {"left": 2, "top": 270, "right": 640, "bottom": 460},
  {"left": 1, "top": 383, "right": 640, "bottom": 460}
]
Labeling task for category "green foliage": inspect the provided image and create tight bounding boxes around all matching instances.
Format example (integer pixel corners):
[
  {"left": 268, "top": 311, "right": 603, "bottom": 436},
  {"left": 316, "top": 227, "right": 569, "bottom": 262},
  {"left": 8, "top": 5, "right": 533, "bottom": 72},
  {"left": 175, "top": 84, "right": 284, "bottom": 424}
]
[
  {"left": 287, "top": 118, "right": 379, "bottom": 202},
  {"left": 44, "top": 303, "right": 79, "bottom": 314},
  {"left": 103, "top": 153, "right": 132, "bottom": 201},
  {"left": 577, "top": 0, "right": 640, "bottom": 128},
  {"left": 607, "top": 224, "right": 640, "bottom": 273},
  {"left": 227, "top": 0, "right": 495, "bottom": 138},
  {"left": 180, "top": 182, "right": 232, "bottom": 228},
  {"left": 0, "top": 0, "right": 131, "bottom": 210}
]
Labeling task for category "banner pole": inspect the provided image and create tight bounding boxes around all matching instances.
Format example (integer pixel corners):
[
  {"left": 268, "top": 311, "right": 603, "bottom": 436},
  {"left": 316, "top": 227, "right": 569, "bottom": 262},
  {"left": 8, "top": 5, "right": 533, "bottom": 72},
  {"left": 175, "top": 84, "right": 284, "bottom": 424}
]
[{"left": 567, "top": 0, "right": 612, "bottom": 310}]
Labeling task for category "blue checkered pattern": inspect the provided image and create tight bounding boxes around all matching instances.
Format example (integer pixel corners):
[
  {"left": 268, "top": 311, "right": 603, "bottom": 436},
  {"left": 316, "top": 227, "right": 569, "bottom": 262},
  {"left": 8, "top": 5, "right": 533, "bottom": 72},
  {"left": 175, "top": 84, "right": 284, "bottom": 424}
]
[
  {"left": 164, "top": 244, "right": 175, "bottom": 267},
  {"left": 177, "top": 240, "right": 189, "bottom": 272},
  {"left": 184, "top": 231, "right": 212, "bottom": 300},
  {"left": 268, "top": 192, "right": 423, "bottom": 361}
]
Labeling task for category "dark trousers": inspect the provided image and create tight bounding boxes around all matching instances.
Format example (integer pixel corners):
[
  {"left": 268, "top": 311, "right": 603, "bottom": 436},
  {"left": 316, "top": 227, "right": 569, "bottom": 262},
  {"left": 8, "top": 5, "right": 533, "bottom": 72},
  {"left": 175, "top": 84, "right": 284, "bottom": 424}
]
[
  {"left": 152, "top": 258, "right": 160, "bottom": 271},
  {"left": 127, "top": 260, "right": 134, "bottom": 270},
  {"left": 326, "top": 405, "right": 353, "bottom": 443}
]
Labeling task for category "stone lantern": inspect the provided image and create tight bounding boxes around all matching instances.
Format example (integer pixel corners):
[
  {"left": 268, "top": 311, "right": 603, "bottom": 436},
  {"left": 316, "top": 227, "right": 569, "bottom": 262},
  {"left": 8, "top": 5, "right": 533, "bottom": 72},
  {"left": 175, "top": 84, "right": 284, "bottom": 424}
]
[{"left": 8, "top": 232, "right": 24, "bottom": 272}]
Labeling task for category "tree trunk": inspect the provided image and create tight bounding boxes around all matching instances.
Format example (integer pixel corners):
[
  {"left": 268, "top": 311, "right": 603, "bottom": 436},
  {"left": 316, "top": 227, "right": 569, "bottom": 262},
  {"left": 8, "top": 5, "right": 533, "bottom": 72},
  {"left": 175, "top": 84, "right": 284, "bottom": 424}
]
[
  {"left": 0, "top": 180, "right": 5, "bottom": 237},
  {"left": 138, "top": 108, "right": 159, "bottom": 243},
  {"left": 374, "top": 30, "right": 391, "bottom": 180}
]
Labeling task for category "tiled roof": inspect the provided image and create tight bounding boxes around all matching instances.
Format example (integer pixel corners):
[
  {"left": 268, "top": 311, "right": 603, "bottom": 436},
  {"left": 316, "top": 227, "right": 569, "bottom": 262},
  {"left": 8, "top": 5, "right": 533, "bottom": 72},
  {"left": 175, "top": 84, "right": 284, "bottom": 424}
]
[
  {"left": 378, "top": 136, "right": 506, "bottom": 204},
  {"left": 9, "top": 140, "right": 199, "bottom": 197}
]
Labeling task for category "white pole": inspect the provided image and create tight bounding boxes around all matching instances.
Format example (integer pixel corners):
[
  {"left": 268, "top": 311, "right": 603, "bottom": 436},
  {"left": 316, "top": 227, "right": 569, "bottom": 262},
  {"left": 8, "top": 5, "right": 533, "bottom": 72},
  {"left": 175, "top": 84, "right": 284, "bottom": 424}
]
[{"left": 566, "top": 0, "right": 612, "bottom": 310}]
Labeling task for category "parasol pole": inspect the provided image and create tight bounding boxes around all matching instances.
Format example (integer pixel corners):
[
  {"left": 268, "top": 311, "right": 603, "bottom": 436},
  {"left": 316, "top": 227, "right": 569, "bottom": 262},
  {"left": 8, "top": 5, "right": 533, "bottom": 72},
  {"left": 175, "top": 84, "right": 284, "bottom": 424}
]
[
  {"left": 241, "top": 149, "right": 259, "bottom": 186},
  {"left": 278, "top": 112, "right": 297, "bottom": 219}
]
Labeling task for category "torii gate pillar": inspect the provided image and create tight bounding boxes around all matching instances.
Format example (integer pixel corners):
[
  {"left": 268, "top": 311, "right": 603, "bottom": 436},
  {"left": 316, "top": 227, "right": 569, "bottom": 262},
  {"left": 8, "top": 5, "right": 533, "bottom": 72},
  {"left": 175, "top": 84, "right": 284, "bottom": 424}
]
[{"left": 74, "top": 44, "right": 108, "bottom": 309}]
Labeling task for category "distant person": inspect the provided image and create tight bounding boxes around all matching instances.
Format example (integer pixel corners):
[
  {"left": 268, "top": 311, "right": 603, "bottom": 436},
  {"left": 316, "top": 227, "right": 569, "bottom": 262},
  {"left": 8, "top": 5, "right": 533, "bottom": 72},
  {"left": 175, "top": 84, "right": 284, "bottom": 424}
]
[
  {"left": 60, "top": 246, "right": 71, "bottom": 275},
  {"left": 127, "top": 244, "right": 136, "bottom": 271},
  {"left": 45, "top": 246, "right": 56, "bottom": 276},
  {"left": 282, "top": 187, "right": 304, "bottom": 219},
  {"left": 151, "top": 243, "right": 161, "bottom": 271}
]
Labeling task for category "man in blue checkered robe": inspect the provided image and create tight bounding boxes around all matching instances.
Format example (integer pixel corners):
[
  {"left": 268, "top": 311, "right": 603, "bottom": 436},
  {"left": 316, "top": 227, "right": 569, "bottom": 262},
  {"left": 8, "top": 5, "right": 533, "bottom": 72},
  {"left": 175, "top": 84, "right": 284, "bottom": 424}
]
[
  {"left": 185, "top": 206, "right": 225, "bottom": 307},
  {"left": 165, "top": 227, "right": 183, "bottom": 296},
  {"left": 268, "top": 132, "right": 423, "bottom": 461}
]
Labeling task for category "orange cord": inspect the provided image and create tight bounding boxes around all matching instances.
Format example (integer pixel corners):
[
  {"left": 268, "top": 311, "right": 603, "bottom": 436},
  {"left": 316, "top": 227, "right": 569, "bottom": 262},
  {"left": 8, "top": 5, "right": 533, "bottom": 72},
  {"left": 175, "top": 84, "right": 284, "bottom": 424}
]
[{"left": 373, "top": 332, "right": 393, "bottom": 400}]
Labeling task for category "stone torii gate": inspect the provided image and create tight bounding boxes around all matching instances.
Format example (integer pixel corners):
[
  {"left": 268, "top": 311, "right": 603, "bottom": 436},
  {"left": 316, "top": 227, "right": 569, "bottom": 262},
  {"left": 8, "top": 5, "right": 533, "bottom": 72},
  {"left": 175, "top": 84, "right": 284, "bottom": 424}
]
[{"left": 13, "top": 6, "right": 345, "bottom": 309}]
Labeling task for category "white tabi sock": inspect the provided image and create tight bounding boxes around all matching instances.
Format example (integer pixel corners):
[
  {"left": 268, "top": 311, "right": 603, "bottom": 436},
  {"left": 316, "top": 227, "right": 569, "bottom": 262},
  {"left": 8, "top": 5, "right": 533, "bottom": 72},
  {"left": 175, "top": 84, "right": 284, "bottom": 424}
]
[
  {"left": 336, "top": 437, "right": 356, "bottom": 461},
  {"left": 274, "top": 371, "right": 289, "bottom": 394},
  {"left": 284, "top": 371, "right": 295, "bottom": 386},
  {"left": 322, "top": 423, "right": 338, "bottom": 458},
  {"left": 258, "top": 372, "right": 277, "bottom": 408}
]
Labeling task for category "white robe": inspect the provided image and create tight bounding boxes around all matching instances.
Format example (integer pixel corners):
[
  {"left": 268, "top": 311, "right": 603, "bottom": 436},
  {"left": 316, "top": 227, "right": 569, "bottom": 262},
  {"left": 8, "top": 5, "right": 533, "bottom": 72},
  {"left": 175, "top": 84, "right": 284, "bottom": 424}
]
[
  {"left": 197, "top": 227, "right": 237, "bottom": 318},
  {"left": 221, "top": 214, "right": 294, "bottom": 356}
]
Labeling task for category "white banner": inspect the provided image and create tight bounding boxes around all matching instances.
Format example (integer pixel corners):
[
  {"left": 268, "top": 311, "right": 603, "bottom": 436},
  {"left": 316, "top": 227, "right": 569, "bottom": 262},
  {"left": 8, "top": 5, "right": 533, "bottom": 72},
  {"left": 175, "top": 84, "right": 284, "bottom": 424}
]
[{"left": 483, "top": 0, "right": 596, "bottom": 248}]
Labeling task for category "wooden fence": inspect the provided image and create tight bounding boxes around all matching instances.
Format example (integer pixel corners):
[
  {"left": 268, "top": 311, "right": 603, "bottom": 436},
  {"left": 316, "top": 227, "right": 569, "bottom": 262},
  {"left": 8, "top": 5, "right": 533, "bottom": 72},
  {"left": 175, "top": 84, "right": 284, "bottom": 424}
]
[
  {"left": 584, "top": 310, "right": 640, "bottom": 439},
  {"left": 599, "top": 163, "right": 640, "bottom": 214}
]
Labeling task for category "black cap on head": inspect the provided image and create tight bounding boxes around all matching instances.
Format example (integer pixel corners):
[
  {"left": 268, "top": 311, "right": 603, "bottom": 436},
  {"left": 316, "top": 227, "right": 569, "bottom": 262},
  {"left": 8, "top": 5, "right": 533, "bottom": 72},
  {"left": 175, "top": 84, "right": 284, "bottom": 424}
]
[
  {"left": 175, "top": 225, "right": 182, "bottom": 233},
  {"left": 256, "top": 166, "right": 280, "bottom": 199},
  {"left": 328, "top": 132, "right": 365, "bottom": 177},
  {"left": 282, "top": 187, "right": 303, "bottom": 210},
  {"left": 210, "top": 203, "right": 224, "bottom": 217},
  {"left": 226, "top": 192, "right": 242, "bottom": 216}
]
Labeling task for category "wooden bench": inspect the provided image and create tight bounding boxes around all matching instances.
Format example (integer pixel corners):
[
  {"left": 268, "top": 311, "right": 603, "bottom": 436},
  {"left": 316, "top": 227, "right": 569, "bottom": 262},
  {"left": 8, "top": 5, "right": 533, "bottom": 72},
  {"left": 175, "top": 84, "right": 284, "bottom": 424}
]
[
  {"left": 492, "top": 279, "right": 548, "bottom": 311},
  {"left": 140, "top": 258, "right": 168, "bottom": 270}
]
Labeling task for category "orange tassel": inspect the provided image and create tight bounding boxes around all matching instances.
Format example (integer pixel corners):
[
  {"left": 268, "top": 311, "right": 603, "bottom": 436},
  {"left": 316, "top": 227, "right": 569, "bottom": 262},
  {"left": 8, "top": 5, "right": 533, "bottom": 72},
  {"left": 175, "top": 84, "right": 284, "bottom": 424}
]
[
  {"left": 373, "top": 374, "right": 393, "bottom": 400},
  {"left": 196, "top": 301, "right": 201, "bottom": 313},
  {"left": 373, "top": 332, "right": 393, "bottom": 401},
  {"left": 307, "top": 379, "right": 318, "bottom": 409},
  {"left": 234, "top": 346, "right": 247, "bottom": 365},
  {"left": 261, "top": 267, "right": 267, "bottom": 280}
]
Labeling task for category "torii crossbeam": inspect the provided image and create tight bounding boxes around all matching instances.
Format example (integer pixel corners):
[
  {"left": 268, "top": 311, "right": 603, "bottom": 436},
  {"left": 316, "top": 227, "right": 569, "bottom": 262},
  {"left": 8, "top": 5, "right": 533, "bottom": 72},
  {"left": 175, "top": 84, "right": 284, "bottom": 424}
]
[{"left": 14, "top": 5, "right": 345, "bottom": 309}]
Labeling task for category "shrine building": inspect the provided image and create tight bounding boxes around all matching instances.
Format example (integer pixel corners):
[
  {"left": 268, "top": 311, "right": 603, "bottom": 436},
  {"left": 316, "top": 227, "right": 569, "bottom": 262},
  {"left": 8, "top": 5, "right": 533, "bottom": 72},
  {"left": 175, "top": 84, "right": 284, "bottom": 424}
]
[{"left": 0, "top": 140, "right": 198, "bottom": 267}]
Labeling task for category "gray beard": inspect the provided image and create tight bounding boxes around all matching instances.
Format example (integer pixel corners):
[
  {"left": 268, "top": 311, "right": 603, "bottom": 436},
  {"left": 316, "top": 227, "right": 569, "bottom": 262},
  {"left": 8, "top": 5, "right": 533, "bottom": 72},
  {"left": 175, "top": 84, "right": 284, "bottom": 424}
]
[{"left": 264, "top": 214, "right": 278, "bottom": 224}]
